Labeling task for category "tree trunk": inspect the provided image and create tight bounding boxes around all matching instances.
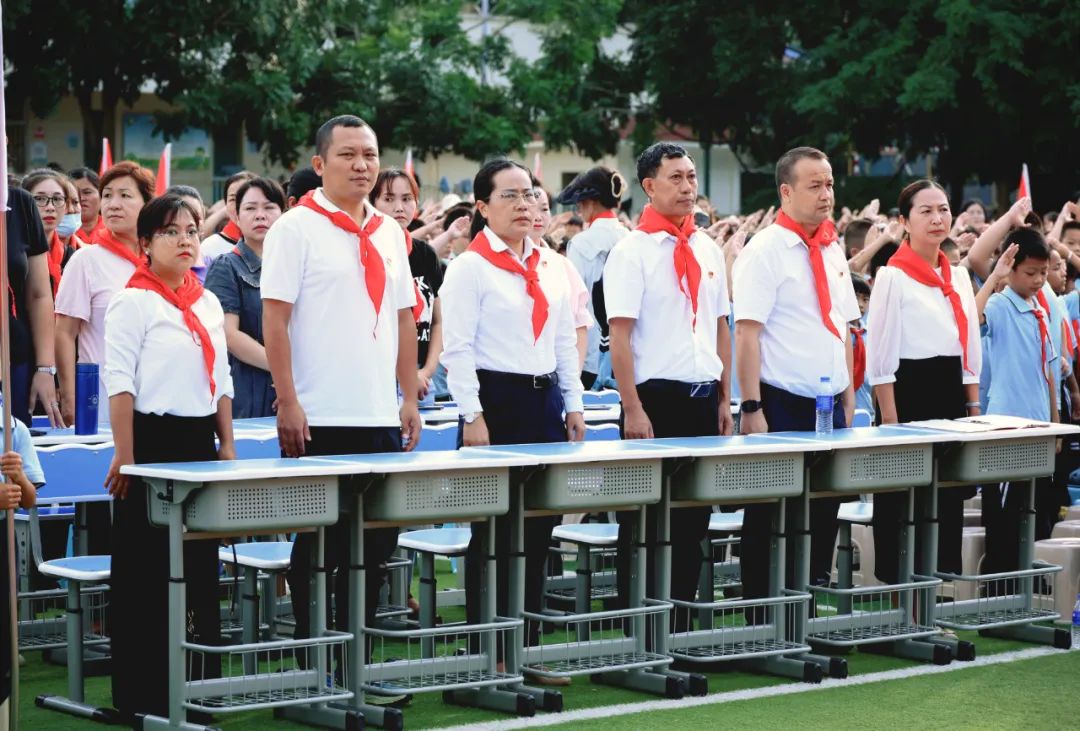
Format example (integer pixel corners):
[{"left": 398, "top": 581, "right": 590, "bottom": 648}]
[{"left": 76, "top": 90, "right": 100, "bottom": 168}]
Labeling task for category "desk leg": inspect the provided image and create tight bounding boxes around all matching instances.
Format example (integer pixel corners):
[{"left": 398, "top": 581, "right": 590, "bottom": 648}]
[
  {"left": 917, "top": 477, "right": 973, "bottom": 661},
  {"left": 278, "top": 496, "right": 367, "bottom": 730}
]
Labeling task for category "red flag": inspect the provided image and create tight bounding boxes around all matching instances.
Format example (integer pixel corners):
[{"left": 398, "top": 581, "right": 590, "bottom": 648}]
[
  {"left": 533, "top": 151, "right": 542, "bottom": 181},
  {"left": 154, "top": 143, "right": 171, "bottom": 196},
  {"left": 403, "top": 147, "right": 414, "bottom": 181},
  {"left": 98, "top": 138, "right": 113, "bottom": 177},
  {"left": 1018, "top": 163, "right": 1031, "bottom": 203}
]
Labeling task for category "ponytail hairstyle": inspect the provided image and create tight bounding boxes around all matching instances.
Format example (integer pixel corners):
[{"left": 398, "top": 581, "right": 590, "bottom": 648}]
[
  {"left": 469, "top": 158, "right": 531, "bottom": 240},
  {"left": 555, "top": 165, "right": 627, "bottom": 209}
]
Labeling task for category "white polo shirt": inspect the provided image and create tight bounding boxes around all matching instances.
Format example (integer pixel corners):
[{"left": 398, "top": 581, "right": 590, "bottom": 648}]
[
  {"left": 602, "top": 228, "right": 730, "bottom": 385},
  {"left": 439, "top": 228, "right": 585, "bottom": 417},
  {"left": 104, "top": 289, "right": 234, "bottom": 417},
  {"left": 261, "top": 189, "right": 415, "bottom": 427},
  {"left": 566, "top": 217, "right": 630, "bottom": 373},
  {"left": 732, "top": 222, "right": 860, "bottom": 398}
]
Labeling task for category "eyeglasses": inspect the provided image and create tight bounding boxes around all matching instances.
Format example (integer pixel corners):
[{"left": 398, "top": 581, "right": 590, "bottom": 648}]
[
  {"left": 493, "top": 189, "right": 542, "bottom": 204},
  {"left": 154, "top": 229, "right": 200, "bottom": 245},
  {"left": 32, "top": 194, "right": 67, "bottom": 209}
]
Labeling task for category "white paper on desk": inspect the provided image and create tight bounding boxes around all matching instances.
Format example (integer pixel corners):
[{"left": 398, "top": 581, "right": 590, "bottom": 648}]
[{"left": 906, "top": 415, "right": 1051, "bottom": 432}]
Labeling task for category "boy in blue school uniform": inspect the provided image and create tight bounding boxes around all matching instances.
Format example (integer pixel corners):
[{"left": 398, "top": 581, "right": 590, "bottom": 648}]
[
  {"left": 0, "top": 413, "right": 45, "bottom": 713},
  {"left": 975, "top": 228, "right": 1062, "bottom": 573}
]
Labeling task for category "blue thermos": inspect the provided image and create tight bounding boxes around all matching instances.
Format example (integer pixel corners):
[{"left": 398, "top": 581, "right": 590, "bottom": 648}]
[{"left": 74, "top": 363, "right": 99, "bottom": 435}]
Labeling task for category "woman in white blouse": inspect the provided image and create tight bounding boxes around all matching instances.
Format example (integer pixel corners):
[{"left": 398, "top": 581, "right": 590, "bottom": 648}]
[
  {"left": 102, "top": 194, "right": 235, "bottom": 721},
  {"left": 867, "top": 179, "right": 982, "bottom": 584},
  {"left": 440, "top": 159, "right": 585, "bottom": 681}
]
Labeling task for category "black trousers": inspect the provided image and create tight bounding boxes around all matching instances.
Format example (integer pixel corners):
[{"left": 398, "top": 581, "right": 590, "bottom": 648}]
[
  {"left": 615, "top": 379, "right": 719, "bottom": 630},
  {"left": 741, "top": 382, "right": 846, "bottom": 602},
  {"left": 873, "top": 356, "right": 972, "bottom": 582},
  {"left": 463, "top": 371, "right": 567, "bottom": 648},
  {"left": 286, "top": 427, "right": 400, "bottom": 651},
  {"left": 982, "top": 477, "right": 1058, "bottom": 574},
  {"left": 111, "top": 412, "right": 221, "bottom": 719}
]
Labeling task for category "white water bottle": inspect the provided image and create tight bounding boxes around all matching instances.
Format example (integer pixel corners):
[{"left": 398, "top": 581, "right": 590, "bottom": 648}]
[
  {"left": 1072, "top": 593, "right": 1080, "bottom": 649},
  {"left": 815, "top": 376, "right": 834, "bottom": 435}
]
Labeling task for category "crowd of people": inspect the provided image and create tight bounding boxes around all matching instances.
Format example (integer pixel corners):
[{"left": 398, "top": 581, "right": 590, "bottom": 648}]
[{"left": 1, "top": 112, "right": 1079, "bottom": 722}]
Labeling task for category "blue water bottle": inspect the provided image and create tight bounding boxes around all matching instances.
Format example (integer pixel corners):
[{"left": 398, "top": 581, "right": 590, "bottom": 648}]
[
  {"left": 815, "top": 376, "right": 834, "bottom": 436},
  {"left": 1072, "top": 593, "right": 1080, "bottom": 649},
  {"left": 74, "top": 363, "right": 99, "bottom": 435}
]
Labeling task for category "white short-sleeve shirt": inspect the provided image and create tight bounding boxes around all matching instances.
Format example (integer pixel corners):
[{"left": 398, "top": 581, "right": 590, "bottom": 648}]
[
  {"left": 261, "top": 189, "right": 415, "bottom": 427},
  {"left": 439, "top": 228, "right": 585, "bottom": 416},
  {"left": 104, "top": 288, "right": 234, "bottom": 417},
  {"left": 602, "top": 228, "right": 730, "bottom": 385},
  {"left": 866, "top": 264, "right": 982, "bottom": 387},
  {"left": 732, "top": 222, "right": 861, "bottom": 397},
  {"left": 566, "top": 217, "right": 629, "bottom": 373},
  {"left": 54, "top": 245, "right": 138, "bottom": 426}
]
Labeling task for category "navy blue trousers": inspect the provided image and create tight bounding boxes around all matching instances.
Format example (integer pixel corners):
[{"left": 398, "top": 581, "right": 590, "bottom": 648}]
[
  {"left": 463, "top": 371, "right": 566, "bottom": 647},
  {"left": 741, "top": 382, "right": 846, "bottom": 601}
]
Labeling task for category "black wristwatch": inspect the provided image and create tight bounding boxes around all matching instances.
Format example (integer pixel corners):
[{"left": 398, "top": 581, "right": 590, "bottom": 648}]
[{"left": 739, "top": 399, "right": 762, "bottom": 414}]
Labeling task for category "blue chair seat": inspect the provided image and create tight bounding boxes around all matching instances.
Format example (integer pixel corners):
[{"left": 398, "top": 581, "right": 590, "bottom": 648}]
[
  {"left": 218, "top": 542, "right": 293, "bottom": 571},
  {"left": 38, "top": 555, "right": 110, "bottom": 582},
  {"left": 708, "top": 510, "right": 744, "bottom": 532},
  {"left": 552, "top": 523, "right": 618, "bottom": 546},
  {"left": 398, "top": 528, "right": 471, "bottom": 555}
]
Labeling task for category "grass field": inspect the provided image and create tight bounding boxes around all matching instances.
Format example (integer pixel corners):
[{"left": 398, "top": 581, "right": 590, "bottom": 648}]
[{"left": 13, "top": 559, "right": 1080, "bottom": 730}]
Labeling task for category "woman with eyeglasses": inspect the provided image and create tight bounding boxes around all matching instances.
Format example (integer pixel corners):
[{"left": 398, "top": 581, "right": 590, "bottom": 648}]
[
  {"left": 2, "top": 181, "right": 62, "bottom": 428},
  {"left": 22, "top": 170, "right": 82, "bottom": 296},
  {"left": 103, "top": 193, "right": 234, "bottom": 721},
  {"left": 440, "top": 159, "right": 585, "bottom": 683},
  {"left": 205, "top": 177, "right": 284, "bottom": 417},
  {"left": 55, "top": 161, "right": 154, "bottom": 428}
]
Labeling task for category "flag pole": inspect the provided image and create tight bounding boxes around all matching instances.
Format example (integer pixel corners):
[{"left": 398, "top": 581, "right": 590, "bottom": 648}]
[{"left": 0, "top": 2, "right": 18, "bottom": 725}]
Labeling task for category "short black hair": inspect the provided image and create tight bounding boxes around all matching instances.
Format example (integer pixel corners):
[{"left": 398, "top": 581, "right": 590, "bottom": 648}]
[
  {"left": 1061, "top": 220, "right": 1080, "bottom": 236},
  {"left": 869, "top": 241, "right": 899, "bottom": 281},
  {"left": 636, "top": 142, "right": 689, "bottom": 185},
  {"left": 315, "top": 114, "right": 371, "bottom": 159},
  {"left": 1005, "top": 227, "right": 1050, "bottom": 268},
  {"left": 165, "top": 185, "right": 203, "bottom": 205},
  {"left": 286, "top": 166, "right": 321, "bottom": 202},
  {"left": 137, "top": 193, "right": 202, "bottom": 243},
  {"left": 775, "top": 146, "right": 828, "bottom": 195},
  {"left": 961, "top": 198, "right": 987, "bottom": 217},
  {"left": 844, "top": 219, "right": 874, "bottom": 251},
  {"left": 940, "top": 237, "right": 959, "bottom": 255},
  {"left": 851, "top": 273, "right": 871, "bottom": 297},
  {"left": 443, "top": 202, "right": 474, "bottom": 230},
  {"left": 235, "top": 176, "right": 286, "bottom": 211},
  {"left": 68, "top": 167, "right": 99, "bottom": 188}
]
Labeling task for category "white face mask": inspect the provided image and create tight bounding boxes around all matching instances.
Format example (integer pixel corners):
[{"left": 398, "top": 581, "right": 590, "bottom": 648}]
[{"left": 56, "top": 213, "right": 82, "bottom": 238}]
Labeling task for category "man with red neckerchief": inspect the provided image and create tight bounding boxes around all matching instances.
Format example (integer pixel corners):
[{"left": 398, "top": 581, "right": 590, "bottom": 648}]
[
  {"left": 604, "top": 142, "right": 733, "bottom": 631},
  {"left": 262, "top": 115, "right": 422, "bottom": 665},
  {"left": 733, "top": 146, "right": 860, "bottom": 606}
]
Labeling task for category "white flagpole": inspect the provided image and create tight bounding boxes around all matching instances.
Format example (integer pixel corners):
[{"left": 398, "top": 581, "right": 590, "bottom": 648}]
[{"left": 0, "top": 1, "right": 20, "bottom": 726}]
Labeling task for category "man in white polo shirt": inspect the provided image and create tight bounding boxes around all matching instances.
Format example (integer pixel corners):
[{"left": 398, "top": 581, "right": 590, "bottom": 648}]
[
  {"left": 604, "top": 141, "right": 733, "bottom": 629},
  {"left": 733, "top": 146, "right": 859, "bottom": 605},
  {"left": 262, "top": 114, "right": 422, "bottom": 657}
]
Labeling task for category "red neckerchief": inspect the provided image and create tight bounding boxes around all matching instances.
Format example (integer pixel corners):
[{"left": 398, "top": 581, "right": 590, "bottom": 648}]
[
  {"left": 1033, "top": 291, "right": 1053, "bottom": 383},
  {"left": 467, "top": 230, "right": 549, "bottom": 342},
  {"left": 47, "top": 231, "right": 65, "bottom": 299},
  {"left": 888, "top": 243, "right": 972, "bottom": 375},
  {"left": 86, "top": 217, "right": 108, "bottom": 242},
  {"left": 221, "top": 220, "right": 242, "bottom": 243},
  {"left": 93, "top": 227, "right": 145, "bottom": 268},
  {"left": 775, "top": 210, "right": 842, "bottom": 340},
  {"left": 297, "top": 191, "right": 387, "bottom": 328},
  {"left": 636, "top": 204, "right": 701, "bottom": 326},
  {"left": 403, "top": 229, "right": 424, "bottom": 323},
  {"left": 126, "top": 265, "right": 216, "bottom": 400},
  {"left": 850, "top": 324, "right": 866, "bottom": 391},
  {"left": 588, "top": 209, "right": 618, "bottom": 225}
]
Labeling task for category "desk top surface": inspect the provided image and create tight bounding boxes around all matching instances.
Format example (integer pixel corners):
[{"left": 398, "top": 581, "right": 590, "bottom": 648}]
[
  {"left": 467, "top": 440, "right": 683, "bottom": 464},
  {"left": 638, "top": 433, "right": 833, "bottom": 456},
  {"left": 762, "top": 425, "right": 948, "bottom": 449}
]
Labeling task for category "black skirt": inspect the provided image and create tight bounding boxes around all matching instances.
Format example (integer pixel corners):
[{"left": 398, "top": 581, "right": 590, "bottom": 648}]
[
  {"left": 874, "top": 356, "right": 971, "bottom": 583},
  {"left": 111, "top": 411, "right": 221, "bottom": 718}
]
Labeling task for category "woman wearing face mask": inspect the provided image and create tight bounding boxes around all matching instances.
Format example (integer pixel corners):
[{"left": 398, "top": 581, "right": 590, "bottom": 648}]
[
  {"left": 23, "top": 170, "right": 83, "bottom": 299},
  {"left": 205, "top": 177, "right": 284, "bottom": 418},
  {"left": 370, "top": 169, "right": 445, "bottom": 402},
  {"left": 55, "top": 161, "right": 155, "bottom": 428},
  {"left": 103, "top": 193, "right": 234, "bottom": 721}
]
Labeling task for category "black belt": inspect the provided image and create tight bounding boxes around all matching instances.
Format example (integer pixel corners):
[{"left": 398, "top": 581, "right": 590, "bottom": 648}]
[
  {"left": 638, "top": 378, "right": 717, "bottom": 399},
  {"left": 477, "top": 369, "right": 559, "bottom": 390}
]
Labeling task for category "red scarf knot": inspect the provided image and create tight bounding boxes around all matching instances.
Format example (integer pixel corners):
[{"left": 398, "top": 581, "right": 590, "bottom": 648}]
[
  {"left": 94, "top": 228, "right": 146, "bottom": 268},
  {"left": 887, "top": 243, "right": 972, "bottom": 375},
  {"left": 636, "top": 204, "right": 701, "bottom": 326},
  {"left": 776, "top": 210, "right": 841, "bottom": 340},
  {"left": 297, "top": 191, "right": 387, "bottom": 331},
  {"left": 467, "top": 230, "right": 549, "bottom": 342},
  {"left": 126, "top": 265, "right": 217, "bottom": 400},
  {"left": 850, "top": 325, "right": 867, "bottom": 391}
]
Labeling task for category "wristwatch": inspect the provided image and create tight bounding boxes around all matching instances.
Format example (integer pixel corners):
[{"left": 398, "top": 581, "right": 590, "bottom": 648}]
[
  {"left": 464, "top": 411, "right": 483, "bottom": 424},
  {"left": 36, "top": 365, "right": 57, "bottom": 376},
  {"left": 739, "top": 399, "right": 762, "bottom": 414}
]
